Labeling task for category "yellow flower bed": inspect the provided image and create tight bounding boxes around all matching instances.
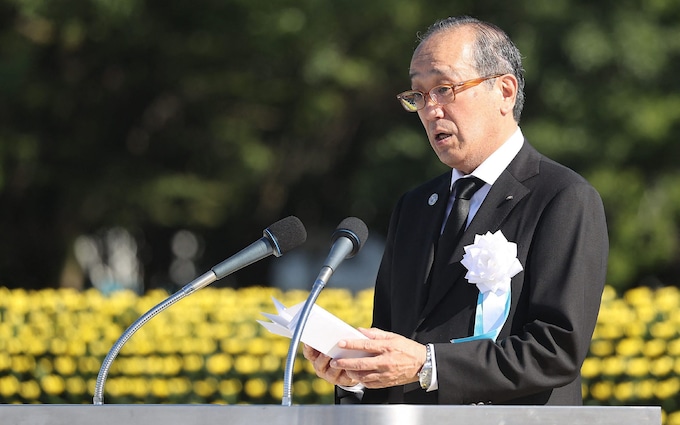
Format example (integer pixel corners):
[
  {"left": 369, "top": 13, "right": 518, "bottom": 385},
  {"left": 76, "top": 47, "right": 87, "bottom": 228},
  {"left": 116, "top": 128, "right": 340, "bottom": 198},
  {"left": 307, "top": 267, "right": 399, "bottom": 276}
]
[
  {"left": 0, "top": 284, "right": 677, "bottom": 423},
  {"left": 0, "top": 286, "right": 373, "bottom": 405},
  {"left": 582, "top": 286, "right": 680, "bottom": 425}
]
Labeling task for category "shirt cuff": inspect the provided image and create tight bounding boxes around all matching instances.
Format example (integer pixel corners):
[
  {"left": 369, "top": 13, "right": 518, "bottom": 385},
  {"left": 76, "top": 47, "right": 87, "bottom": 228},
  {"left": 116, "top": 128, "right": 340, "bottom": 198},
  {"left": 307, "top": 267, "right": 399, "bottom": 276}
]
[
  {"left": 338, "top": 383, "right": 365, "bottom": 400},
  {"left": 426, "top": 343, "right": 438, "bottom": 392}
]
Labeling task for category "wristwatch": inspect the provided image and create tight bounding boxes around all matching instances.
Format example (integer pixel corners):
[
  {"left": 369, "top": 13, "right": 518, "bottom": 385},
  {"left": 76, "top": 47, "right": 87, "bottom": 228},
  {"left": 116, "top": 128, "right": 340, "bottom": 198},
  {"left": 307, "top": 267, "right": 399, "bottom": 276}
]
[{"left": 418, "top": 344, "right": 433, "bottom": 390}]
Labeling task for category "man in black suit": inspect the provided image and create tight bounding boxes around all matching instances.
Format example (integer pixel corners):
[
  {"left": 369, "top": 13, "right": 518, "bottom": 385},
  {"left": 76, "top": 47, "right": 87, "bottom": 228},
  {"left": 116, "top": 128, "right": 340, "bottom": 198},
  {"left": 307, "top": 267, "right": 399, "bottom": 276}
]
[{"left": 303, "top": 16, "right": 608, "bottom": 405}]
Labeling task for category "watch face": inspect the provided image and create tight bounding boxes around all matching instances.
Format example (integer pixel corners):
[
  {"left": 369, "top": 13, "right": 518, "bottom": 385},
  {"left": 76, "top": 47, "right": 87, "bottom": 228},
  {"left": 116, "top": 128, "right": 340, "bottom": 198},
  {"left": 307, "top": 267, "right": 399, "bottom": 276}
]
[{"left": 419, "top": 369, "right": 432, "bottom": 389}]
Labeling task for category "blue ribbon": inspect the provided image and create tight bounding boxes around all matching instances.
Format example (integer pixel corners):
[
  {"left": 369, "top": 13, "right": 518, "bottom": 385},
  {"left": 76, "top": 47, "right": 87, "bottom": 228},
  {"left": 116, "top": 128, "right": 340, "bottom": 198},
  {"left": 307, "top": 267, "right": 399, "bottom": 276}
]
[{"left": 450, "top": 290, "right": 511, "bottom": 344}]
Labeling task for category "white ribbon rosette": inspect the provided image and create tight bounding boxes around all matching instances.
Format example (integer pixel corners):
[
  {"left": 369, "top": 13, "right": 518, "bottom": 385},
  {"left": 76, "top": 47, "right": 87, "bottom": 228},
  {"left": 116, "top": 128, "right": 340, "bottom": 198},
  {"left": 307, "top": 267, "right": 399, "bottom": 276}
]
[{"left": 453, "top": 230, "right": 523, "bottom": 343}]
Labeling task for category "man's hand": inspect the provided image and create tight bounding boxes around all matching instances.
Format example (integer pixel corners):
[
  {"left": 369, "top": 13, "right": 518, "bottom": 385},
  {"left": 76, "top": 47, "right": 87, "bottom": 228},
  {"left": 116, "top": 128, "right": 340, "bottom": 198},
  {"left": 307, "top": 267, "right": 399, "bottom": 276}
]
[
  {"left": 328, "top": 327, "right": 427, "bottom": 389},
  {"left": 302, "top": 344, "right": 361, "bottom": 387}
]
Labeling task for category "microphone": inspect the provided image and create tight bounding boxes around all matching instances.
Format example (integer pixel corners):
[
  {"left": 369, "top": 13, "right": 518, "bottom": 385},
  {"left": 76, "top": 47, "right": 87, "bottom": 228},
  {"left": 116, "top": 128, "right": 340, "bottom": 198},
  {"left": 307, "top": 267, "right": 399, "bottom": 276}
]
[
  {"left": 313, "top": 217, "right": 369, "bottom": 289},
  {"left": 211, "top": 215, "right": 307, "bottom": 281},
  {"left": 281, "top": 217, "right": 368, "bottom": 406},
  {"left": 93, "top": 216, "right": 307, "bottom": 405}
]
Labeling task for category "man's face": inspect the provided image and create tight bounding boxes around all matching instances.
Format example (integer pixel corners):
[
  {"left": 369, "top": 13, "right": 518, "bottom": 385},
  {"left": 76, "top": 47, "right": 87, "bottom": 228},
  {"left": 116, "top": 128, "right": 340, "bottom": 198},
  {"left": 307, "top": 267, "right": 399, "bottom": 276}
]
[{"left": 409, "top": 28, "right": 508, "bottom": 174}]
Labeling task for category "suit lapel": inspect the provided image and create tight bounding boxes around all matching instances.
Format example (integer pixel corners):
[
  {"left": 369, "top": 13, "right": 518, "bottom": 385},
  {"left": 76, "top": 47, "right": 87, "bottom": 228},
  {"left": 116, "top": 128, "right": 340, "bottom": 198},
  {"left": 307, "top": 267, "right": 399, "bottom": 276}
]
[
  {"left": 416, "top": 142, "right": 540, "bottom": 325},
  {"left": 421, "top": 175, "right": 453, "bottom": 282},
  {"left": 411, "top": 174, "right": 452, "bottom": 311}
]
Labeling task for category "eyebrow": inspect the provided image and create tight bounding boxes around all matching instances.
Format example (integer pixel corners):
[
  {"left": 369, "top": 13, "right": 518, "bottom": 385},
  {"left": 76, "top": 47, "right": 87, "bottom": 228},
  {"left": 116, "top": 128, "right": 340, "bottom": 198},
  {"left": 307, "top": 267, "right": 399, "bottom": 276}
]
[{"left": 409, "top": 67, "right": 452, "bottom": 81}]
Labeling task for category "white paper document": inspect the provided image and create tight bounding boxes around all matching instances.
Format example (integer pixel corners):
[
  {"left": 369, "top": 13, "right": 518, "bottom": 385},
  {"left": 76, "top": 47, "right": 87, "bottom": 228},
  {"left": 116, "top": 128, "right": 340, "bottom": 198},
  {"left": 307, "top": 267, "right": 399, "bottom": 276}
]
[{"left": 258, "top": 298, "right": 370, "bottom": 359}]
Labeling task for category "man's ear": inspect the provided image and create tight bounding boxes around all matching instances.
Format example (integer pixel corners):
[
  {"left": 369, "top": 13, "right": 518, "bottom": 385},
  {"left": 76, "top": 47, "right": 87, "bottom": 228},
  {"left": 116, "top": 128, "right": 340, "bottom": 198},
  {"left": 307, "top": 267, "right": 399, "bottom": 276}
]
[{"left": 498, "top": 74, "right": 518, "bottom": 117}]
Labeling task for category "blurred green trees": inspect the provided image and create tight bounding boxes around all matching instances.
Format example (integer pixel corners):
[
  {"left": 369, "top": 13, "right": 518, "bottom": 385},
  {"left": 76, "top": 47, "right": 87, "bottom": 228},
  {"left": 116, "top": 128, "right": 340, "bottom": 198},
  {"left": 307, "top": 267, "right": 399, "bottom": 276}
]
[{"left": 0, "top": 0, "right": 679, "bottom": 292}]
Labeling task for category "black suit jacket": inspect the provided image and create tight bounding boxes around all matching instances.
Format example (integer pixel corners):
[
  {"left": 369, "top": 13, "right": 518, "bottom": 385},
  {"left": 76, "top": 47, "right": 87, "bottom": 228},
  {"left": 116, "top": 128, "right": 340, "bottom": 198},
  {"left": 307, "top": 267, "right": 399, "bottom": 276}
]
[{"left": 353, "top": 142, "right": 608, "bottom": 405}]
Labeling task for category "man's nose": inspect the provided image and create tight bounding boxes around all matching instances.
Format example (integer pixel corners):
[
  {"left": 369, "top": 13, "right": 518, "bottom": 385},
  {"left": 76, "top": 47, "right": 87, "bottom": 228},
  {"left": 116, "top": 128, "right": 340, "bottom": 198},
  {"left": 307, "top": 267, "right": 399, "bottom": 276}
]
[{"left": 420, "top": 98, "right": 444, "bottom": 120}]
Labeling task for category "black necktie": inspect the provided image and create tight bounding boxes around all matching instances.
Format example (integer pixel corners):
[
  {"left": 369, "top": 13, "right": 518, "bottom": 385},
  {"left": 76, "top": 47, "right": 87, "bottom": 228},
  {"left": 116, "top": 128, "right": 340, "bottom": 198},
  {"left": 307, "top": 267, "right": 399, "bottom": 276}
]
[
  {"left": 420, "top": 176, "right": 485, "bottom": 310},
  {"left": 434, "top": 176, "right": 485, "bottom": 272}
]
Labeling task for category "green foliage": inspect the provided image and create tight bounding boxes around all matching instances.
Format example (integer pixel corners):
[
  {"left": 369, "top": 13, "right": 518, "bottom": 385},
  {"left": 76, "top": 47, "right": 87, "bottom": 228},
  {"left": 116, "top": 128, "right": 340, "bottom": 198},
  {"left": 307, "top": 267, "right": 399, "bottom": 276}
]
[{"left": 0, "top": 0, "right": 679, "bottom": 291}]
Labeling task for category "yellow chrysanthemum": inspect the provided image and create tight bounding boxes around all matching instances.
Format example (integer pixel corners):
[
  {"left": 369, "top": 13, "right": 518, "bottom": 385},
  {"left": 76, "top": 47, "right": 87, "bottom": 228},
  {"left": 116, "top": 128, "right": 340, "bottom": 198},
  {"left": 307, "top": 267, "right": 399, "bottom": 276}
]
[
  {"left": 150, "top": 378, "right": 170, "bottom": 398},
  {"left": 11, "top": 355, "right": 36, "bottom": 374},
  {"left": 268, "top": 379, "right": 284, "bottom": 400},
  {"left": 613, "top": 381, "right": 634, "bottom": 401},
  {"left": 221, "top": 338, "right": 246, "bottom": 355},
  {"left": 654, "top": 377, "right": 680, "bottom": 400},
  {"left": 65, "top": 376, "right": 87, "bottom": 396},
  {"left": 206, "top": 353, "right": 233, "bottom": 375},
  {"left": 594, "top": 323, "right": 623, "bottom": 340},
  {"left": 182, "top": 354, "right": 204, "bottom": 372},
  {"left": 668, "top": 339, "right": 680, "bottom": 356},
  {"left": 20, "top": 380, "right": 42, "bottom": 400},
  {"left": 589, "top": 340, "right": 613, "bottom": 357},
  {"left": 146, "top": 355, "right": 167, "bottom": 375},
  {"left": 667, "top": 411, "right": 680, "bottom": 425},
  {"left": 233, "top": 355, "right": 260, "bottom": 375},
  {"left": 167, "top": 377, "right": 191, "bottom": 396},
  {"left": 77, "top": 356, "right": 101, "bottom": 374},
  {"left": 601, "top": 357, "right": 626, "bottom": 377},
  {"left": 0, "top": 352, "right": 12, "bottom": 372},
  {"left": 643, "top": 339, "right": 667, "bottom": 358},
  {"left": 130, "top": 377, "right": 150, "bottom": 398},
  {"left": 0, "top": 375, "right": 20, "bottom": 397},
  {"left": 244, "top": 378, "right": 268, "bottom": 398},
  {"left": 54, "top": 356, "right": 77, "bottom": 376},
  {"left": 650, "top": 356, "right": 674, "bottom": 377},
  {"left": 105, "top": 377, "right": 125, "bottom": 398},
  {"left": 615, "top": 338, "right": 644, "bottom": 357},
  {"left": 260, "top": 355, "right": 281, "bottom": 373},
  {"left": 654, "top": 287, "right": 680, "bottom": 313},
  {"left": 634, "top": 379, "right": 655, "bottom": 400},
  {"left": 162, "top": 355, "right": 183, "bottom": 376},
  {"left": 623, "top": 322, "right": 647, "bottom": 338},
  {"left": 219, "top": 378, "right": 243, "bottom": 397},
  {"left": 626, "top": 357, "right": 650, "bottom": 378},
  {"left": 589, "top": 381, "right": 613, "bottom": 401},
  {"left": 581, "top": 357, "right": 601, "bottom": 379},
  {"left": 246, "top": 337, "right": 271, "bottom": 356},
  {"left": 650, "top": 321, "right": 677, "bottom": 340},
  {"left": 40, "top": 374, "right": 65, "bottom": 396},
  {"left": 624, "top": 286, "right": 653, "bottom": 306}
]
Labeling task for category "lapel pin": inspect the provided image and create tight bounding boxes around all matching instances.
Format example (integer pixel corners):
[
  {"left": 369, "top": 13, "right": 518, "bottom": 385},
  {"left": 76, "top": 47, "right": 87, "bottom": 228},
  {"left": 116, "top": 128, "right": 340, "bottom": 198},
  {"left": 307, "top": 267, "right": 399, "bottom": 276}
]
[
  {"left": 428, "top": 193, "right": 439, "bottom": 206},
  {"left": 505, "top": 195, "right": 514, "bottom": 201}
]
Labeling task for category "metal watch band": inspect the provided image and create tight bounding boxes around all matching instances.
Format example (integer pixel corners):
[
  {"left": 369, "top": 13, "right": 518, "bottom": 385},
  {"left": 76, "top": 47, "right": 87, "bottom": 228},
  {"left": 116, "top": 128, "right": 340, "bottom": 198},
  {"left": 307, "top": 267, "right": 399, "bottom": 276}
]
[{"left": 418, "top": 343, "right": 433, "bottom": 390}]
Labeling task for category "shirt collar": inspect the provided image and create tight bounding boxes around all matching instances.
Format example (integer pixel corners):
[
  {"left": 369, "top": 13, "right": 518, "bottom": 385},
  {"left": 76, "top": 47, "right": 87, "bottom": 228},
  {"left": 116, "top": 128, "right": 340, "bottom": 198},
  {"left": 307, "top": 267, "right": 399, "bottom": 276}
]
[{"left": 450, "top": 127, "right": 524, "bottom": 189}]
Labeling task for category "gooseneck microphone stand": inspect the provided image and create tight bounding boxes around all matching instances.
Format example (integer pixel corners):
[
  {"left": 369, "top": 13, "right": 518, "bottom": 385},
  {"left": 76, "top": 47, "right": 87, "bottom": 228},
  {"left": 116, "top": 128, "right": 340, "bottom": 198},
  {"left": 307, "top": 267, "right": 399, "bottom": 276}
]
[
  {"left": 92, "top": 216, "right": 307, "bottom": 405},
  {"left": 281, "top": 217, "right": 367, "bottom": 406},
  {"left": 281, "top": 270, "right": 331, "bottom": 406},
  {"left": 92, "top": 271, "right": 217, "bottom": 405}
]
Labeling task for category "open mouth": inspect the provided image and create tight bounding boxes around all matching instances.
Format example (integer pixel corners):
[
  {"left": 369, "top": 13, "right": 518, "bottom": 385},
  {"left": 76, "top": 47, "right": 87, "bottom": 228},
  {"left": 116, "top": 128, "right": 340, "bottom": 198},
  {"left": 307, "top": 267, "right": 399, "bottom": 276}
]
[{"left": 435, "top": 132, "right": 451, "bottom": 142}]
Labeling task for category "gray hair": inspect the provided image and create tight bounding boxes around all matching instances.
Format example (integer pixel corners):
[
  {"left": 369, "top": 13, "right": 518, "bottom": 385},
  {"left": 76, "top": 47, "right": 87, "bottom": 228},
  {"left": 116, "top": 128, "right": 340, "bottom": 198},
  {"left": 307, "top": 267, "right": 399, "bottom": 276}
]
[{"left": 418, "top": 16, "right": 525, "bottom": 122}]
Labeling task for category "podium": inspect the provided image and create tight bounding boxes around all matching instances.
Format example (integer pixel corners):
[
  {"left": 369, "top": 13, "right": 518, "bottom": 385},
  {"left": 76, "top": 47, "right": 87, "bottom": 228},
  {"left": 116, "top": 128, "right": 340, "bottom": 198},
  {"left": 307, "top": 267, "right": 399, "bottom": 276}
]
[{"left": 0, "top": 404, "right": 661, "bottom": 425}]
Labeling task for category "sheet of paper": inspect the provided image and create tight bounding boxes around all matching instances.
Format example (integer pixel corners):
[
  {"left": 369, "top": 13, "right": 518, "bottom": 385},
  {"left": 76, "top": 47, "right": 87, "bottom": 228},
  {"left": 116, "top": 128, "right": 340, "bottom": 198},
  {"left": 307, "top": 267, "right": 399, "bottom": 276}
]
[{"left": 258, "top": 298, "right": 370, "bottom": 359}]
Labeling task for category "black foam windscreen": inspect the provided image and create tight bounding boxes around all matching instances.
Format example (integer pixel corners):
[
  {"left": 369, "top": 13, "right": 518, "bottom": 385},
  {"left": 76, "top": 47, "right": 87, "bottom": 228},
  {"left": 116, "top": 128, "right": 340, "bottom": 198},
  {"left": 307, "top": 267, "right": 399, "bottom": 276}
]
[
  {"left": 332, "top": 217, "right": 369, "bottom": 257},
  {"left": 265, "top": 216, "right": 307, "bottom": 255}
]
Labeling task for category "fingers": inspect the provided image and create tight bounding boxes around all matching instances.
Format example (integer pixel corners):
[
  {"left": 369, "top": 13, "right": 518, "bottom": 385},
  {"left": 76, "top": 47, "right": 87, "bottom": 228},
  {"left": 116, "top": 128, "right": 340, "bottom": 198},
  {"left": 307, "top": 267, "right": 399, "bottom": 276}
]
[
  {"left": 330, "top": 336, "right": 426, "bottom": 388},
  {"left": 303, "top": 344, "right": 359, "bottom": 387},
  {"left": 357, "top": 327, "right": 394, "bottom": 340},
  {"left": 302, "top": 344, "right": 320, "bottom": 361}
]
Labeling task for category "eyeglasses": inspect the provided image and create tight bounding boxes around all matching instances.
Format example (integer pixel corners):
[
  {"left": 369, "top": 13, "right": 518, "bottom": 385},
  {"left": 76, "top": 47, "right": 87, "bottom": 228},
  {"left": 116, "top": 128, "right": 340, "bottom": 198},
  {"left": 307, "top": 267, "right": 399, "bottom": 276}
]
[{"left": 396, "top": 74, "right": 504, "bottom": 112}]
